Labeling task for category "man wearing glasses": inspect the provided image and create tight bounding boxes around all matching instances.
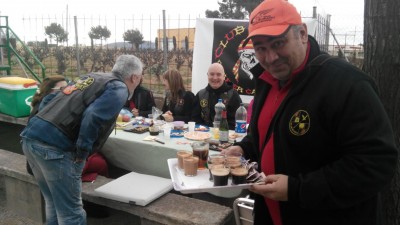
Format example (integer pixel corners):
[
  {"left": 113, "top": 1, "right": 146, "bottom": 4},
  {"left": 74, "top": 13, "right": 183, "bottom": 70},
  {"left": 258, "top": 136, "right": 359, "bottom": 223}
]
[{"left": 222, "top": 0, "right": 398, "bottom": 224}]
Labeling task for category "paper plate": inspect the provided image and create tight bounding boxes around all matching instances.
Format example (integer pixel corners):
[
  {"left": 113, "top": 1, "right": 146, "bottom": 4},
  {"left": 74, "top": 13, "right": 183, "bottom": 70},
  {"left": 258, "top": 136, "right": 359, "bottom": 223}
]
[{"left": 184, "top": 131, "right": 211, "bottom": 141}]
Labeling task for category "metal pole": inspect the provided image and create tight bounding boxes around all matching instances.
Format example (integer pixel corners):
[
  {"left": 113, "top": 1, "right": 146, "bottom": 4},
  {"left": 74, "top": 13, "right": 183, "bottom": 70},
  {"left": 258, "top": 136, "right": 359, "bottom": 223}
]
[
  {"left": 66, "top": 5, "right": 69, "bottom": 47},
  {"left": 74, "top": 16, "right": 81, "bottom": 76},
  {"left": 312, "top": 6, "right": 317, "bottom": 19},
  {"left": 162, "top": 10, "right": 168, "bottom": 71},
  {"left": 325, "top": 14, "right": 331, "bottom": 52},
  {"left": 330, "top": 29, "right": 349, "bottom": 62}
]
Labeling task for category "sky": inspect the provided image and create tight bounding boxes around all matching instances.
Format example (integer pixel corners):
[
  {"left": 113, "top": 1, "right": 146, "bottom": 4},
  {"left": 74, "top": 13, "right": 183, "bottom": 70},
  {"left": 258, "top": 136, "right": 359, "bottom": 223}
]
[{"left": 0, "top": 0, "right": 364, "bottom": 45}]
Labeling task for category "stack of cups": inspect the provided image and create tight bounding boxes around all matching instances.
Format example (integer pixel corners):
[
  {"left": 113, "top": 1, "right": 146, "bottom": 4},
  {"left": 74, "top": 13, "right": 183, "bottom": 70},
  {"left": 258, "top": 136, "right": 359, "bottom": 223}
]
[
  {"left": 177, "top": 150, "right": 192, "bottom": 170},
  {"left": 177, "top": 150, "right": 199, "bottom": 177}
]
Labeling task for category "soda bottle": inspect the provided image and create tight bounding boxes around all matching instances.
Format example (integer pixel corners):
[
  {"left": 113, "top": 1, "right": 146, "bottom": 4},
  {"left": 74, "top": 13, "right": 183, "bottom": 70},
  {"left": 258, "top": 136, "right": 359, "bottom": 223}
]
[
  {"left": 219, "top": 110, "right": 229, "bottom": 143},
  {"left": 235, "top": 103, "right": 247, "bottom": 134},
  {"left": 214, "top": 98, "right": 225, "bottom": 124}
]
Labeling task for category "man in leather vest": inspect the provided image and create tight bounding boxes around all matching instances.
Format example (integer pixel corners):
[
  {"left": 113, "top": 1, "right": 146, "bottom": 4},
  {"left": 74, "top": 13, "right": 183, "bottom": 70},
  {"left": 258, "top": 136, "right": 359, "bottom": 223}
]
[
  {"left": 191, "top": 62, "right": 242, "bottom": 129},
  {"left": 21, "top": 55, "right": 144, "bottom": 225}
]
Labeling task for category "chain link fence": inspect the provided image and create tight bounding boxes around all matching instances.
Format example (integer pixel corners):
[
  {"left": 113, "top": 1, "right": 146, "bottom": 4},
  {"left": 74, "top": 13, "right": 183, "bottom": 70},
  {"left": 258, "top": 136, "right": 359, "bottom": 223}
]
[{"left": 1, "top": 10, "right": 364, "bottom": 98}]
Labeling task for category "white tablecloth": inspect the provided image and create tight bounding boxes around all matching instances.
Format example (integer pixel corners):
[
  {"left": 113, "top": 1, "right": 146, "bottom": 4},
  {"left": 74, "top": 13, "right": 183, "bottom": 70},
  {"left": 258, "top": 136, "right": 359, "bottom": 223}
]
[{"left": 101, "top": 130, "right": 220, "bottom": 178}]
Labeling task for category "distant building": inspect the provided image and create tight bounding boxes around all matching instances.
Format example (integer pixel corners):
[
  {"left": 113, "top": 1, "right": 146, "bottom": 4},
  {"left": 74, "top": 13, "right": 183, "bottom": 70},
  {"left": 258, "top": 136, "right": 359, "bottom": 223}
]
[
  {"left": 328, "top": 44, "right": 364, "bottom": 59},
  {"left": 157, "top": 28, "right": 195, "bottom": 51},
  {"left": 105, "top": 41, "right": 155, "bottom": 50}
]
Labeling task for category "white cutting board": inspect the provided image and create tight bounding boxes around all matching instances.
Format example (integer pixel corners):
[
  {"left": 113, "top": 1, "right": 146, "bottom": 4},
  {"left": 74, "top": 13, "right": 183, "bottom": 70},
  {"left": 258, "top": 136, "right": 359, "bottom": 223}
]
[{"left": 94, "top": 172, "right": 173, "bottom": 206}]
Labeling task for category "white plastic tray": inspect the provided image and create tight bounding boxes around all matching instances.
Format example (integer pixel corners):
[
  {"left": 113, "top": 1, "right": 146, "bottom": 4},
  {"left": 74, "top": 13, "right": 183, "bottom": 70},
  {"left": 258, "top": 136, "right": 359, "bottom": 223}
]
[{"left": 167, "top": 158, "right": 251, "bottom": 194}]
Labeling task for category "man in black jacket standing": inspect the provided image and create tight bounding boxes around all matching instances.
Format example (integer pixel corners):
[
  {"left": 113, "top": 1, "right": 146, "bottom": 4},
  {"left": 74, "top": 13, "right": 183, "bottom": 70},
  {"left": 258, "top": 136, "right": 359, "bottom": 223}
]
[{"left": 222, "top": 0, "right": 398, "bottom": 224}]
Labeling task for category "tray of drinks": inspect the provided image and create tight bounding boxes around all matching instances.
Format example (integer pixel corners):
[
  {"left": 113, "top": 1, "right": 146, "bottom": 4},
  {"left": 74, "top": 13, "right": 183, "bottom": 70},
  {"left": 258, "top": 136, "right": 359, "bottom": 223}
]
[{"left": 167, "top": 158, "right": 252, "bottom": 194}]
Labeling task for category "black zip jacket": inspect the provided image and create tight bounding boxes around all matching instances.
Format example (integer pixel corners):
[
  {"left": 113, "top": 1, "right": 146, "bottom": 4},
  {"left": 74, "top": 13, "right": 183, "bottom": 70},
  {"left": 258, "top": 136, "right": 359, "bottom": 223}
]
[
  {"left": 125, "top": 85, "right": 156, "bottom": 117},
  {"left": 191, "top": 82, "right": 242, "bottom": 130},
  {"left": 236, "top": 36, "right": 398, "bottom": 225},
  {"left": 161, "top": 90, "right": 195, "bottom": 123}
]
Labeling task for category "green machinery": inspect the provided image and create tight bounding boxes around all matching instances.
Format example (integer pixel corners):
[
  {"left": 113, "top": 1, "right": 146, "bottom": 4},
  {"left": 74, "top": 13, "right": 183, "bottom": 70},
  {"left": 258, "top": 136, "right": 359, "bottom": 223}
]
[{"left": 0, "top": 16, "right": 46, "bottom": 83}]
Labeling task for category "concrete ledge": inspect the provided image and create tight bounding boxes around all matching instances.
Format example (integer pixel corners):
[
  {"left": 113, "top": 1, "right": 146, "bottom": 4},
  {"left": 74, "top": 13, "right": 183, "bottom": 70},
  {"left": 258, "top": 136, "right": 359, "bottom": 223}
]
[
  {"left": 0, "top": 113, "right": 28, "bottom": 126},
  {"left": 83, "top": 177, "right": 233, "bottom": 225},
  {"left": 0, "top": 148, "right": 36, "bottom": 184},
  {"left": 0, "top": 149, "right": 234, "bottom": 224}
]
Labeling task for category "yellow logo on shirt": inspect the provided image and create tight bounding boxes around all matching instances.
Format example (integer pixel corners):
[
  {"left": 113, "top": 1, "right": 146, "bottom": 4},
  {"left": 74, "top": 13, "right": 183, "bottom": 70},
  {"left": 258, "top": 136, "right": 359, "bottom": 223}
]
[
  {"left": 200, "top": 99, "right": 208, "bottom": 108},
  {"left": 289, "top": 110, "right": 310, "bottom": 136}
]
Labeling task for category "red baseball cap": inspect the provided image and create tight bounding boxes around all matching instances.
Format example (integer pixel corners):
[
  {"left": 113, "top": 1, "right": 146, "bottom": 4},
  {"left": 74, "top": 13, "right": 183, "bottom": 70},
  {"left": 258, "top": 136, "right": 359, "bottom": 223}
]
[{"left": 243, "top": 0, "right": 302, "bottom": 46}]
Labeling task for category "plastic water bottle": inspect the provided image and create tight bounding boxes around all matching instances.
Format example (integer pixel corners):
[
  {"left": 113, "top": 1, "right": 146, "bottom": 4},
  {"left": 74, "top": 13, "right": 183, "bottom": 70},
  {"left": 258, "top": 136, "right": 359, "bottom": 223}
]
[
  {"left": 214, "top": 98, "right": 225, "bottom": 124},
  {"left": 235, "top": 103, "right": 247, "bottom": 133}
]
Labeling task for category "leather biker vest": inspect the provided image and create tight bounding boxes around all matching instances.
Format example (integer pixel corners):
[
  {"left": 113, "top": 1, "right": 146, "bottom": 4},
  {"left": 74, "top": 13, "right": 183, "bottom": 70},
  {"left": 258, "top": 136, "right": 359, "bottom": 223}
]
[{"left": 37, "top": 73, "right": 121, "bottom": 150}]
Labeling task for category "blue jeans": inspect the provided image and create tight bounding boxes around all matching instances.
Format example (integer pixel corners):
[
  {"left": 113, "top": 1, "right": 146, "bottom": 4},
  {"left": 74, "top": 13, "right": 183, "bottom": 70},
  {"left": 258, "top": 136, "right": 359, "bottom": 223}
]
[{"left": 21, "top": 138, "right": 86, "bottom": 225}]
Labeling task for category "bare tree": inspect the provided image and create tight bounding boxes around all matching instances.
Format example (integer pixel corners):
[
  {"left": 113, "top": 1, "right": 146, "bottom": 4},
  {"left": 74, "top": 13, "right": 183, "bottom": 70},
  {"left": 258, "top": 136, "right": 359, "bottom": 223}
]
[{"left": 364, "top": 0, "right": 400, "bottom": 224}]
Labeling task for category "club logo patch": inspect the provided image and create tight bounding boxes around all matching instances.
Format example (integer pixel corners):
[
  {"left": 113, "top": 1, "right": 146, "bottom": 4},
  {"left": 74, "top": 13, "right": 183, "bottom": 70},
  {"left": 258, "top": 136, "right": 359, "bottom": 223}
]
[
  {"left": 63, "top": 76, "right": 94, "bottom": 95},
  {"left": 289, "top": 110, "right": 310, "bottom": 136},
  {"left": 200, "top": 99, "right": 208, "bottom": 108}
]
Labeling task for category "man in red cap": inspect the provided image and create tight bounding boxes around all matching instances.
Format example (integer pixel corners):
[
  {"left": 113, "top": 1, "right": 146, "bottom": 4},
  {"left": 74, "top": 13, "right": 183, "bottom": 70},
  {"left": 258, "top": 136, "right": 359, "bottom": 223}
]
[{"left": 223, "top": 0, "right": 398, "bottom": 224}]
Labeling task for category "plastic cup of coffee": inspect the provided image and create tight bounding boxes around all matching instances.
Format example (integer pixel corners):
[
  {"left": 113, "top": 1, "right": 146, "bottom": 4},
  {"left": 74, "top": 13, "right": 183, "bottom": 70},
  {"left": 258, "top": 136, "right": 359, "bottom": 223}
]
[
  {"left": 224, "top": 153, "right": 242, "bottom": 168},
  {"left": 208, "top": 154, "right": 225, "bottom": 166},
  {"left": 230, "top": 166, "right": 249, "bottom": 185},
  {"left": 183, "top": 156, "right": 199, "bottom": 176},
  {"left": 211, "top": 167, "right": 230, "bottom": 186},
  {"left": 177, "top": 150, "right": 192, "bottom": 170}
]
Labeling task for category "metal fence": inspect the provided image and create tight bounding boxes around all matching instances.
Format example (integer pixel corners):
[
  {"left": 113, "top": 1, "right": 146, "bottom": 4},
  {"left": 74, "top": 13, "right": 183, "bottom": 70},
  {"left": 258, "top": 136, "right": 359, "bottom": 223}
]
[{"left": 1, "top": 9, "right": 363, "bottom": 96}]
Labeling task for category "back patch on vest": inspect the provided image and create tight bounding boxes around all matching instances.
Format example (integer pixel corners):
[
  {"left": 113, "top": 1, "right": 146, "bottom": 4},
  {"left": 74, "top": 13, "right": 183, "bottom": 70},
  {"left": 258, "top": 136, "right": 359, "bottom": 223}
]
[{"left": 63, "top": 76, "right": 95, "bottom": 95}]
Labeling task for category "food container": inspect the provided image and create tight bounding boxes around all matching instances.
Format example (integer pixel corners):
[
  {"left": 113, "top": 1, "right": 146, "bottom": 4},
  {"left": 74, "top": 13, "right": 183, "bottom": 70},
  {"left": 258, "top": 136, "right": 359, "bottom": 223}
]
[
  {"left": 0, "top": 76, "right": 38, "bottom": 117},
  {"left": 173, "top": 121, "right": 185, "bottom": 130}
]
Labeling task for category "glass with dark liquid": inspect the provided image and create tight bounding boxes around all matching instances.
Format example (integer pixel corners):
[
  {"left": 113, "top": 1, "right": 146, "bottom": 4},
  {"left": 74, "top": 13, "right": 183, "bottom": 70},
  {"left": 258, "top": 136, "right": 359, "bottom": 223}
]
[{"left": 191, "top": 141, "right": 209, "bottom": 170}]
